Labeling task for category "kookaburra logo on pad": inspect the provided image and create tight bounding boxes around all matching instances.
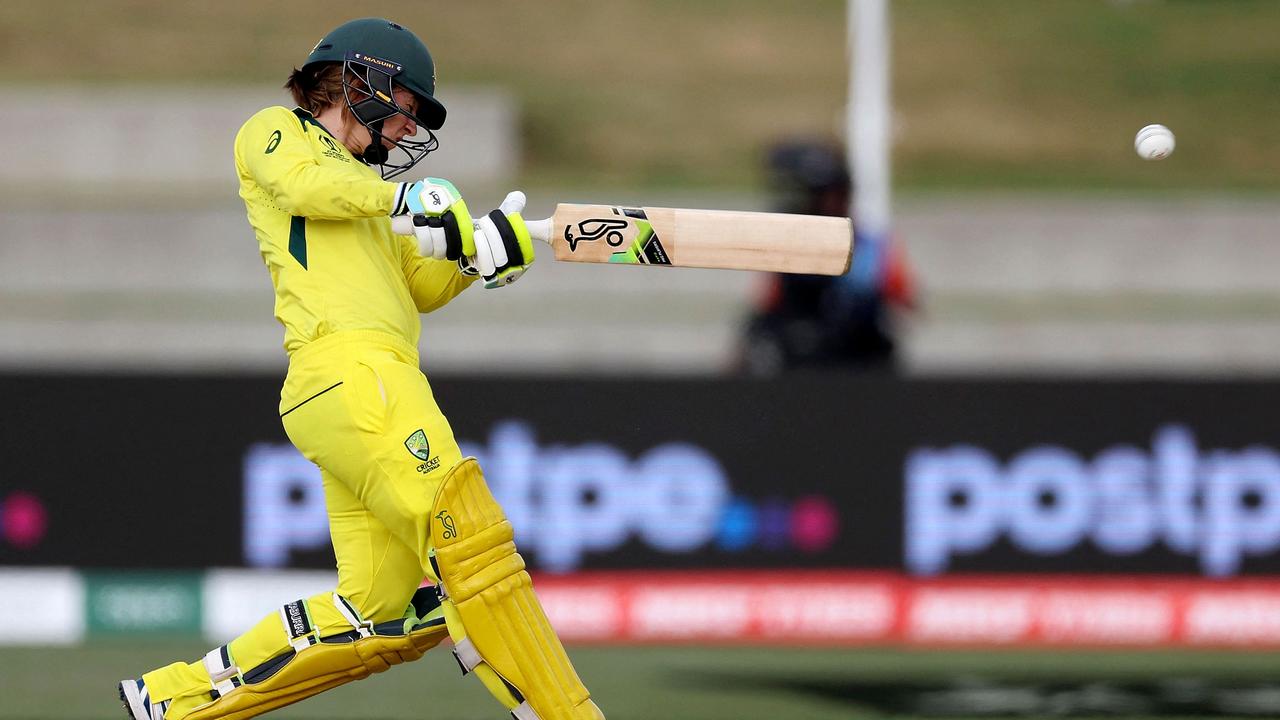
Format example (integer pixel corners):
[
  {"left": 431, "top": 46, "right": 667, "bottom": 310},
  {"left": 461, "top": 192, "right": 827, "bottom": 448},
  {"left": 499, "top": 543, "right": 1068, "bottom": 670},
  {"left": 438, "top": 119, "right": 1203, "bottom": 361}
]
[
  {"left": 435, "top": 510, "right": 457, "bottom": 539},
  {"left": 564, "top": 218, "right": 630, "bottom": 251}
]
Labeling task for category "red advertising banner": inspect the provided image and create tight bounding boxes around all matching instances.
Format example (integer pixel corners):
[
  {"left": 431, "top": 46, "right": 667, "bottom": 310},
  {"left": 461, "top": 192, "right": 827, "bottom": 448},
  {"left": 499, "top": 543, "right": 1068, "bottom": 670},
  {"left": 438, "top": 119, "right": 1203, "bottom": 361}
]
[{"left": 532, "top": 571, "right": 1280, "bottom": 648}]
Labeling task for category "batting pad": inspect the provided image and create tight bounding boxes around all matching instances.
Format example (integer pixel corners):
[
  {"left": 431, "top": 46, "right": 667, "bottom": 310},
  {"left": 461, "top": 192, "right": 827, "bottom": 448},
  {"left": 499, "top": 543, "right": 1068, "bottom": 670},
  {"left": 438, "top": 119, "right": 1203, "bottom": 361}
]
[
  {"left": 182, "top": 599, "right": 447, "bottom": 720},
  {"left": 430, "top": 458, "right": 603, "bottom": 720}
]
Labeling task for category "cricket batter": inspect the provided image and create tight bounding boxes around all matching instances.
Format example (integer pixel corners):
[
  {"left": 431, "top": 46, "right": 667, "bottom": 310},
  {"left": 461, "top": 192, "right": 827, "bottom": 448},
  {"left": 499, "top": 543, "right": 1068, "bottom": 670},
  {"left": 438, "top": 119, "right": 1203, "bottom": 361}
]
[{"left": 118, "top": 18, "right": 602, "bottom": 720}]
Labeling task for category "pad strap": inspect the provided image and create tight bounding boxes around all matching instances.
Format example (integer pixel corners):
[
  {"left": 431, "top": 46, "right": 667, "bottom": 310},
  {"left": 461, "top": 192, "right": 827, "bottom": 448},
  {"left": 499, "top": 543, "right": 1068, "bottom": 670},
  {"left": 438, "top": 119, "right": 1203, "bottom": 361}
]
[
  {"left": 452, "top": 636, "right": 483, "bottom": 674},
  {"left": 202, "top": 645, "right": 243, "bottom": 699},
  {"left": 333, "top": 592, "right": 375, "bottom": 638},
  {"left": 279, "top": 599, "right": 319, "bottom": 652}
]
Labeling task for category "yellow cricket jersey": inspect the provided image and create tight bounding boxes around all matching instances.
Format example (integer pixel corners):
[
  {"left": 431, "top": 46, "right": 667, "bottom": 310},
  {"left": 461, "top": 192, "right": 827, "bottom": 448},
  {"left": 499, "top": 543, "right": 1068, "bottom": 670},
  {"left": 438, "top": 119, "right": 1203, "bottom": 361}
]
[{"left": 233, "top": 106, "right": 475, "bottom": 360}]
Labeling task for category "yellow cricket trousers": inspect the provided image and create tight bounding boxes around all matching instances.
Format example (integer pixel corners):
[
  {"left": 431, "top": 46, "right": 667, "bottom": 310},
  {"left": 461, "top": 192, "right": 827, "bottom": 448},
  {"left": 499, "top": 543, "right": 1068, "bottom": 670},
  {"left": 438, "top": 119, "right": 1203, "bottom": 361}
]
[{"left": 144, "top": 330, "right": 462, "bottom": 717}]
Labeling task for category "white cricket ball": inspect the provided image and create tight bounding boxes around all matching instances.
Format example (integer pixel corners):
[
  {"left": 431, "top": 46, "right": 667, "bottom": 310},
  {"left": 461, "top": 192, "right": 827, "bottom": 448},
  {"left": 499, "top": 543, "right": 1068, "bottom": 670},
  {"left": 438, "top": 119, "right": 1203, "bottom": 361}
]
[{"left": 1134, "top": 124, "right": 1175, "bottom": 160}]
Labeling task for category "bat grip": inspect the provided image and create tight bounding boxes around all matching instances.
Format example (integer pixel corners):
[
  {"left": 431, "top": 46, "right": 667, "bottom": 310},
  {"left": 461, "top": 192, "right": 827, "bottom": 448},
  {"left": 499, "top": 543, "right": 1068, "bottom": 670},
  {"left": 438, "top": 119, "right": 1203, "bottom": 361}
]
[
  {"left": 523, "top": 218, "right": 552, "bottom": 245},
  {"left": 389, "top": 215, "right": 415, "bottom": 236},
  {"left": 390, "top": 215, "right": 552, "bottom": 245}
]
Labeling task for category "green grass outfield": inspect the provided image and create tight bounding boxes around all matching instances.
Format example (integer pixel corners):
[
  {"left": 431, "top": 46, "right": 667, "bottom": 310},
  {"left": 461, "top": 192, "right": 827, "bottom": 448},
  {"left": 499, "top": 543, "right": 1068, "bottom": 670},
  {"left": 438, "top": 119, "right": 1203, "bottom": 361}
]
[{"left": 7, "top": 641, "right": 1280, "bottom": 719}]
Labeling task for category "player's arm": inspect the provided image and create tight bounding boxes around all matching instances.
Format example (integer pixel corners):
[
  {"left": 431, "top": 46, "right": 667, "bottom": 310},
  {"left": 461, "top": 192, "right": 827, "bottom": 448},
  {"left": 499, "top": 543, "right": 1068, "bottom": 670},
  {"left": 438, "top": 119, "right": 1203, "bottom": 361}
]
[
  {"left": 235, "top": 107, "right": 397, "bottom": 220},
  {"left": 398, "top": 234, "right": 477, "bottom": 313}
]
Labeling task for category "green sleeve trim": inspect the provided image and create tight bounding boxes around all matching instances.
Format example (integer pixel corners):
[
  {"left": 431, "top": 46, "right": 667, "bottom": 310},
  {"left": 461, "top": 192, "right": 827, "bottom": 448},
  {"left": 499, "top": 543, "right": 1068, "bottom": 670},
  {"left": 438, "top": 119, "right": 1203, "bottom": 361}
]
[
  {"left": 291, "top": 107, "right": 339, "bottom": 140},
  {"left": 291, "top": 107, "right": 322, "bottom": 133},
  {"left": 289, "top": 215, "right": 308, "bottom": 269}
]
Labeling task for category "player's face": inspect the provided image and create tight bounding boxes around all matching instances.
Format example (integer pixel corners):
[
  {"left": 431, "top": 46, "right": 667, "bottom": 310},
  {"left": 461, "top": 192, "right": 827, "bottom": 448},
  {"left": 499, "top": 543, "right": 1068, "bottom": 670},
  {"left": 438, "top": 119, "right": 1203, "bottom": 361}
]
[
  {"left": 339, "top": 85, "right": 420, "bottom": 153},
  {"left": 379, "top": 88, "right": 421, "bottom": 147}
]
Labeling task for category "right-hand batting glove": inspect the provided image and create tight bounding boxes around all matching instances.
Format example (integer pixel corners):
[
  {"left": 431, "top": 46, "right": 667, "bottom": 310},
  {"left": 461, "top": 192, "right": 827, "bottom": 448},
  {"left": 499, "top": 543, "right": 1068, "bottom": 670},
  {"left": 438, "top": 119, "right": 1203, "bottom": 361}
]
[
  {"left": 393, "top": 178, "right": 476, "bottom": 261},
  {"left": 468, "top": 191, "right": 536, "bottom": 289}
]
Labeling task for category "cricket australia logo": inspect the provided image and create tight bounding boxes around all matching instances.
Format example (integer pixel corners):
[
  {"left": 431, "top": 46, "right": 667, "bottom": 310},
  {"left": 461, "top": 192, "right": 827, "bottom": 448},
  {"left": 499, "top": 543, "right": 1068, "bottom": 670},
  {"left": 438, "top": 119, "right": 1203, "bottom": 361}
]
[
  {"left": 405, "top": 429, "right": 440, "bottom": 474},
  {"left": 435, "top": 510, "right": 457, "bottom": 540},
  {"left": 405, "top": 429, "right": 431, "bottom": 460},
  {"left": 564, "top": 218, "right": 630, "bottom": 251}
]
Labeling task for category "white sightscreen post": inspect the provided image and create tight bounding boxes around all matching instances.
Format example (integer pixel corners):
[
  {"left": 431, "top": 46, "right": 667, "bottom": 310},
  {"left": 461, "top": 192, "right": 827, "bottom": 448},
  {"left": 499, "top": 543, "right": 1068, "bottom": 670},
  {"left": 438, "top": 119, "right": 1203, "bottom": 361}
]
[{"left": 847, "top": 0, "right": 891, "bottom": 289}]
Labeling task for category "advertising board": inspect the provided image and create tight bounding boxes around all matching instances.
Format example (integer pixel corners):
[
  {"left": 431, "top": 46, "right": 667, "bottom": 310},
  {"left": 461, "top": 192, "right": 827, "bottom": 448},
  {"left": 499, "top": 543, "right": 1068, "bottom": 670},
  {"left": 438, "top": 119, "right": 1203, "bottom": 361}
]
[{"left": 4, "top": 374, "right": 1280, "bottom": 576}]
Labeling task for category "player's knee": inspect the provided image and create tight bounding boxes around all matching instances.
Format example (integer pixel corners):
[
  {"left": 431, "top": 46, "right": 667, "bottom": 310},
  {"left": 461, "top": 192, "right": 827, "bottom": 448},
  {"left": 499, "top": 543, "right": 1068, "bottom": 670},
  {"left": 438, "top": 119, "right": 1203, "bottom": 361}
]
[{"left": 335, "top": 582, "right": 419, "bottom": 626}]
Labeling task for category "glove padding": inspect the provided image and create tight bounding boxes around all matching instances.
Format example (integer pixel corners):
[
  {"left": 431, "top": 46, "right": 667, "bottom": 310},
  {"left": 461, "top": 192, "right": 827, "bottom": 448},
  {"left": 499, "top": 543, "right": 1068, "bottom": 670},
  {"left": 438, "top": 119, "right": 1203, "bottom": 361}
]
[
  {"left": 469, "top": 191, "right": 536, "bottom": 289},
  {"left": 394, "top": 178, "right": 475, "bottom": 261}
]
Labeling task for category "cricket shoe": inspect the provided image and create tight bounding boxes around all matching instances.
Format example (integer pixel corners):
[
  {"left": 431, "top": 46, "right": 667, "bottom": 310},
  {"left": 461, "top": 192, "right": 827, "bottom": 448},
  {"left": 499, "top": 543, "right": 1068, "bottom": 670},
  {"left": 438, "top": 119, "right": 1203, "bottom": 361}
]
[{"left": 119, "top": 678, "right": 169, "bottom": 720}]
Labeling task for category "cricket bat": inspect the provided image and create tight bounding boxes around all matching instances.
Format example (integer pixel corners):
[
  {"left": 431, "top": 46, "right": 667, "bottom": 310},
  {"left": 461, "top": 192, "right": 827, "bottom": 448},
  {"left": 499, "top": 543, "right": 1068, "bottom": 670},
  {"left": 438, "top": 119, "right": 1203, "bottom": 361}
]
[{"left": 392, "top": 204, "right": 853, "bottom": 275}]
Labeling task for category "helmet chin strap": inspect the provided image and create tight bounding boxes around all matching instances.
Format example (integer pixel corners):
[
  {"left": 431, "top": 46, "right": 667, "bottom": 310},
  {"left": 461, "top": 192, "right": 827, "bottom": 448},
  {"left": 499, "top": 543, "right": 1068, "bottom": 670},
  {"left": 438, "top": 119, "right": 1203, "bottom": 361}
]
[{"left": 359, "top": 119, "right": 390, "bottom": 165}]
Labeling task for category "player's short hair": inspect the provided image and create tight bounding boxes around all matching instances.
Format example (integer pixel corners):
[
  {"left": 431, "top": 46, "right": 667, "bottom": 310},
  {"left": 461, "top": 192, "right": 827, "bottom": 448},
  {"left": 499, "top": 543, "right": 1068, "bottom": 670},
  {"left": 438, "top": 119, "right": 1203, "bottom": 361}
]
[{"left": 284, "top": 62, "right": 347, "bottom": 114}]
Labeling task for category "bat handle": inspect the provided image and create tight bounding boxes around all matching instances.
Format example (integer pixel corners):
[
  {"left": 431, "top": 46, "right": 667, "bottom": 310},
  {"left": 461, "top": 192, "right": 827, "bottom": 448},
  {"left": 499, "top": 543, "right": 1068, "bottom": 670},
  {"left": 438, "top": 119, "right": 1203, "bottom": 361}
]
[
  {"left": 390, "top": 215, "right": 552, "bottom": 247},
  {"left": 390, "top": 215, "right": 415, "bottom": 235},
  {"left": 523, "top": 218, "right": 552, "bottom": 245}
]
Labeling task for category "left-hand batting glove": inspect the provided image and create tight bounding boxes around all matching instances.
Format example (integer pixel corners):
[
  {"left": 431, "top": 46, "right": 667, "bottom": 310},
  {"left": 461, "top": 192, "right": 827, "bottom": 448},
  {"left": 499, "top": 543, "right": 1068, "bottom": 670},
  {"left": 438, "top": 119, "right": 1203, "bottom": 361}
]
[
  {"left": 468, "top": 191, "right": 536, "bottom": 289},
  {"left": 393, "top": 178, "right": 476, "bottom": 261}
]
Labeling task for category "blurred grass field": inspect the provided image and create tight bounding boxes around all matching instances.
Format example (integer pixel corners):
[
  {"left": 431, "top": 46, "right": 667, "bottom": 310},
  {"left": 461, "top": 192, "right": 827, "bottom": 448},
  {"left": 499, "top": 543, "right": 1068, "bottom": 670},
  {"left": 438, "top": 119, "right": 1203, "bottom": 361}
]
[
  {"left": 6, "top": 641, "right": 1280, "bottom": 719},
  {"left": 0, "top": 0, "right": 1277, "bottom": 191}
]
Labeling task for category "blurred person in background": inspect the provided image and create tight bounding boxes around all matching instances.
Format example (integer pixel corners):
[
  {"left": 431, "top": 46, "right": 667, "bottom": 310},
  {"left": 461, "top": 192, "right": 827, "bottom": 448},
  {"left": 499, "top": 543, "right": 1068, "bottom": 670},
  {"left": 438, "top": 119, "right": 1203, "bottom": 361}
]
[
  {"left": 117, "top": 17, "right": 600, "bottom": 720},
  {"left": 738, "top": 139, "right": 916, "bottom": 375}
]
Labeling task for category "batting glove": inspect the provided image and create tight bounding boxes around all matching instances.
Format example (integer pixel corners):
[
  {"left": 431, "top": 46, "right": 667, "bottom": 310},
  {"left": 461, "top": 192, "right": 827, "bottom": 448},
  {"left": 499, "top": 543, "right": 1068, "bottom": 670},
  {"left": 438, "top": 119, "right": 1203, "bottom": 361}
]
[
  {"left": 393, "top": 178, "right": 475, "bottom": 261},
  {"left": 468, "top": 191, "right": 536, "bottom": 289}
]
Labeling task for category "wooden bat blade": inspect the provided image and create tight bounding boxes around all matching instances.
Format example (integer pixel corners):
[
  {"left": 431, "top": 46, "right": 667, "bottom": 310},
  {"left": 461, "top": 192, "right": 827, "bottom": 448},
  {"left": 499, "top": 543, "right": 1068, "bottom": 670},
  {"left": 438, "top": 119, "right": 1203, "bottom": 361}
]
[{"left": 547, "top": 204, "right": 852, "bottom": 275}]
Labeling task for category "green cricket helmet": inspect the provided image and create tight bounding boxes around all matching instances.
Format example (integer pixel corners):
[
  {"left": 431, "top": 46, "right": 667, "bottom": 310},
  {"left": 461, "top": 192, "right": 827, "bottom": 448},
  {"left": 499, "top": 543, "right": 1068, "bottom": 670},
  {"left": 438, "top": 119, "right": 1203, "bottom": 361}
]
[{"left": 304, "top": 18, "right": 447, "bottom": 178}]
